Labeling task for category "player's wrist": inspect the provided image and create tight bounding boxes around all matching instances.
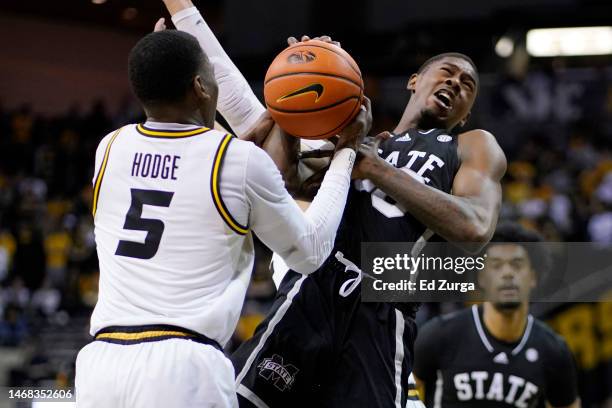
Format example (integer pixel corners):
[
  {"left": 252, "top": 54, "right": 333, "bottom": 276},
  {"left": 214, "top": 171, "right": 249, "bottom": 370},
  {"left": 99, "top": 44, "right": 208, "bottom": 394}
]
[
  {"left": 360, "top": 155, "right": 388, "bottom": 179},
  {"left": 164, "top": 0, "right": 195, "bottom": 17},
  {"left": 330, "top": 148, "right": 357, "bottom": 172},
  {"left": 335, "top": 140, "right": 359, "bottom": 152}
]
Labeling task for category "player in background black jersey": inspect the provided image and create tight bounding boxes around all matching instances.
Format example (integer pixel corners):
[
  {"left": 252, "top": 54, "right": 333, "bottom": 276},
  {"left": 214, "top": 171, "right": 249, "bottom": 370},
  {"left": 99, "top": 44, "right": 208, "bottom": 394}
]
[{"left": 413, "top": 223, "right": 580, "bottom": 408}]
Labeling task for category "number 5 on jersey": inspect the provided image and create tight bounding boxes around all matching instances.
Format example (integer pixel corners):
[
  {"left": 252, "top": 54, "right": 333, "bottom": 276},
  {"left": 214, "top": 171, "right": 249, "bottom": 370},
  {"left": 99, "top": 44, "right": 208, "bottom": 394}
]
[{"left": 115, "top": 189, "right": 174, "bottom": 259}]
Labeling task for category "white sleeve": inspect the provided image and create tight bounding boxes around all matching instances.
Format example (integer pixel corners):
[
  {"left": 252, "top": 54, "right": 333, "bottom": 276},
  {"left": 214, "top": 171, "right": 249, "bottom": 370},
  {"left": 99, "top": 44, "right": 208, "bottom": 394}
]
[
  {"left": 171, "top": 7, "right": 266, "bottom": 137},
  {"left": 246, "top": 145, "right": 355, "bottom": 274}
]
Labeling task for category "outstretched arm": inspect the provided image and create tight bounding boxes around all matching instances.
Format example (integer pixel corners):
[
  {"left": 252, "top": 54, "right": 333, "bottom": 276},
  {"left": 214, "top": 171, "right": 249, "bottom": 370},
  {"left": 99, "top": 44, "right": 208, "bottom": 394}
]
[
  {"left": 162, "top": 0, "right": 266, "bottom": 137},
  {"left": 161, "top": 1, "right": 347, "bottom": 195},
  {"left": 161, "top": 0, "right": 309, "bottom": 190},
  {"left": 353, "top": 129, "right": 506, "bottom": 252}
]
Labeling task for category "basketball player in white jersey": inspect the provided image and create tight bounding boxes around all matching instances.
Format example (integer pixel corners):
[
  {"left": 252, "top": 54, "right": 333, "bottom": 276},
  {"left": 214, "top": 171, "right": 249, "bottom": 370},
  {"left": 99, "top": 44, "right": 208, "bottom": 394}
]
[{"left": 74, "top": 30, "right": 371, "bottom": 407}]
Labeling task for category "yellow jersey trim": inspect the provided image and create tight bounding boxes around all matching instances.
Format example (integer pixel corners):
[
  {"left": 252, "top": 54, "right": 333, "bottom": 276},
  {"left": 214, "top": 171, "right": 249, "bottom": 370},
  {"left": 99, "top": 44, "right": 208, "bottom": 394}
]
[
  {"left": 211, "top": 134, "right": 249, "bottom": 235},
  {"left": 92, "top": 127, "right": 123, "bottom": 216},
  {"left": 96, "top": 330, "right": 190, "bottom": 341},
  {"left": 93, "top": 325, "right": 222, "bottom": 348},
  {"left": 136, "top": 123, "right": 211, "bottom": 138}
]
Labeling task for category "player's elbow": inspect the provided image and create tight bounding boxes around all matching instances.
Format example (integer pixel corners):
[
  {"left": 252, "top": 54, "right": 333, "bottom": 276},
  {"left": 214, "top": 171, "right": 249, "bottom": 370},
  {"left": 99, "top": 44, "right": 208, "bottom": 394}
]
[
  {"left": 468, "top": 225, "right": 490, "bottom": 244},
  {"left": 291, "top": 259, "right": 321, "bottom": 275},
  {"left": 458, "top": 225, "right": 491, "bottom": 254},
  {"left": 290, "top": 240, "right": 333, "bottom": 274},
  {"left": 290, "top": 254, "right": 326, "bottom": 274}
]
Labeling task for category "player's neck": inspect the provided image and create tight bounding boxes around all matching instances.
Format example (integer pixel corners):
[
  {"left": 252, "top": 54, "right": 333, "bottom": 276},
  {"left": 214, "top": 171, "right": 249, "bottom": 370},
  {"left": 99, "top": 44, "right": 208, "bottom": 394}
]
[
  {"left": 393, "top": 104, "right": 420, "bottom": 134},
  {"left": 482, "top": 302, "right": 529, "bottom": 343},
  {"left": 393, "top": 103, "right": 452, "bottom": 134},
  {"left": 144, "top": 105, "right": 208, "bottom": 128}
]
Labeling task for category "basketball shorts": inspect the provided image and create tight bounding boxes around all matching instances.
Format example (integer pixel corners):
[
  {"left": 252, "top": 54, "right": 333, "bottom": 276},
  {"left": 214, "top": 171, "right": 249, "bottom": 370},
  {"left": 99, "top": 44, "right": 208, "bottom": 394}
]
[
  {"left": 231, "top": 252, "right": 420, "bottom": 408},
  {"left": 75, "top": 325, "right": 237, "bottom": 408}
]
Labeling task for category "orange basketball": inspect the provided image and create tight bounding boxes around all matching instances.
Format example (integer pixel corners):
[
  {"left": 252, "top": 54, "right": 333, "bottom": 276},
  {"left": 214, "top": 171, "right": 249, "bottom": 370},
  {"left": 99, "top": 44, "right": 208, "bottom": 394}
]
[{"left": 264, "top": 40, "right": 364, "bottom": 140}]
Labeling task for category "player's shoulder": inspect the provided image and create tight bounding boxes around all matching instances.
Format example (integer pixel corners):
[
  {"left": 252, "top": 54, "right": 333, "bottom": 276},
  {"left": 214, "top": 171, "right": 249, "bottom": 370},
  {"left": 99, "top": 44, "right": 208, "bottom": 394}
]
[
  {"left": 458, "top": 128, "right": 494, "bottom": 139},
  {"left": 530, "top": 318, "right": 572, "bottom": 362},
  {"left": 95, "top": 125, "right": 132, "bottom": 151},
  {"left": 222, "top": 136, "right": 279, "bottom": 180},
  {"left": 530, "top": 317, "right": 573, "bottom": 358},
  {"left": 102, "top": 125, "right": 130, "bottom": 140},
  {"left": 192, "top": 127, "right": 249, "bottom": 151},
  {"left": 421, "top": 307, "right": 472, "bottom": 334},
  {"left": 457, "top": 128, "right": 506, "bottom": 173},
  {"left": 416, "top": 308, "right": 473, "bottom": 356},
  {"left": 226, "top": 135, "right": 265, "bottom": 159},
  {"left": 441, "top": 306, "right": 474, "bottom": 327},
  {"left": 457, "top": 128, "right": 500, "bottom": 152}
]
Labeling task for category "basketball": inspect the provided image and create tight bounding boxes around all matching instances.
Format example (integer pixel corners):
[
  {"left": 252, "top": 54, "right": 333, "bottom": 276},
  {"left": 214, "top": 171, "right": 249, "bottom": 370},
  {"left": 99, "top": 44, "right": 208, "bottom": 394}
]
[{"left": 264, "top": 40, "right": 364, "bottom": 140}]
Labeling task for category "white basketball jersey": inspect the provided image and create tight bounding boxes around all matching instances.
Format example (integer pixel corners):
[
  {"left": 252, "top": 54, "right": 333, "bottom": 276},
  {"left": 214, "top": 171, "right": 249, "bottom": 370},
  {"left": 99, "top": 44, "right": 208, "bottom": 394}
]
[{"left": 90, "top": 123, "right": 253, "bottom": 346}]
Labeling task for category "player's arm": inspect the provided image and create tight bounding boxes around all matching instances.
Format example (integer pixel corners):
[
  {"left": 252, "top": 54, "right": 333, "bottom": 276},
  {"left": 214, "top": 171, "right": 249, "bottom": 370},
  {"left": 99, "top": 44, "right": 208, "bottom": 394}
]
[
  {"left": 163, "top": 0, "right": 299, "bottom": 151},
  {"left": 246, "top": 102, "right": 371, "bottom": 273},
  {"left": 162, "top": 0, "right": 313, "bottom": 190},
  {"left": 544, "top": 338, "right": 581, "bottom": 408},
  {"left": 163, "top": 1, "right": 347, "bottom": 194},
  {"left": 354, "top": 129, "right": 506, "bottom": 252},
  {"left": 163, "top": 0, "right": 266, "bottom": 137}
]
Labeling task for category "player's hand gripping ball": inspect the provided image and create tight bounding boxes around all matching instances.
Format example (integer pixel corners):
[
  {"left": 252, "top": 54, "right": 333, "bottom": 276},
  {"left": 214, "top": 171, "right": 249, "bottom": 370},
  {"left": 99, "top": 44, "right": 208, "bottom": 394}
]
[{"left": 264, "top": 39, "right": 364, "bottom": 140}]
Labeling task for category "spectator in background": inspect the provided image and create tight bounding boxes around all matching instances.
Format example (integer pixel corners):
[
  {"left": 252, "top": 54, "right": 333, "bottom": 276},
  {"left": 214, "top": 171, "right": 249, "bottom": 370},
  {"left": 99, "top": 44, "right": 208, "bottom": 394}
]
[
  {"left": 0, "top": 228, "right": 16, "bottom": 282},
  {"left": 588, "top": 172, "right": 612, "bottom": 243},
  {"left": 0, "top": 304, "right": 29, "bottom": 347},
  {"left": 12, "top": 224, "right": 45, "bottom": 291},
  {"left": 44, "top": 217, "right": 72, "bottom": 288},
  {"left": 31, "top": 278, "right": 61, "bottom": 317},
  {"left": 2, "top": 277, "right": 30, "bottom": 310}
]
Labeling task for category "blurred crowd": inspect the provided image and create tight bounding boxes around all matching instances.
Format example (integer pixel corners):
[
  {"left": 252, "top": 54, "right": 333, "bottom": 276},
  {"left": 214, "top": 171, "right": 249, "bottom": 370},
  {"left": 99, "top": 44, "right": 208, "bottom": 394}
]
[
  {"left": 488, "top": 63, "right": 612, "bottom": 244},
  {"left": 0, "top": 65, "right": 610, "bottom": 404},
  {"left": 0, "top": 100, "right": 139, "bottom": 347}
]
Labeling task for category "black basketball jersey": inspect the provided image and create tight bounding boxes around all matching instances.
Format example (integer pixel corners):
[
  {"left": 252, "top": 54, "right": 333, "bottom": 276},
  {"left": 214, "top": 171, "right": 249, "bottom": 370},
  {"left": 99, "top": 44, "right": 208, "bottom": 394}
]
[
  {"left": 334, "top": 128, "right": 460, "bottom": 263},
  {"left": 414, "top": 305, "right": 579, "bottom": 408}
]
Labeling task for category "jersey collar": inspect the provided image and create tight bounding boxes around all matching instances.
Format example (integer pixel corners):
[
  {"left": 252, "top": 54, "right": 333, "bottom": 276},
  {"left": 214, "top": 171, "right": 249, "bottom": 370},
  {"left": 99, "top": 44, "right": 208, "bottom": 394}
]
[
  {"left": 471, "top": 304, "right": 534, "bottom": 356},
  {"left": 137, "top": 121, "right": 211, "bottom": 138}
]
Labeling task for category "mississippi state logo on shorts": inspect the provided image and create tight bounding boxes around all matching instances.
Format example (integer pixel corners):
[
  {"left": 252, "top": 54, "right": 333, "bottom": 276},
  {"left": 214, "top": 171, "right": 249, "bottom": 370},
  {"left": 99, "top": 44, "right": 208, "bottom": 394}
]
[{"left": 257, "top": 354, "right": 299, "bottom": 391}]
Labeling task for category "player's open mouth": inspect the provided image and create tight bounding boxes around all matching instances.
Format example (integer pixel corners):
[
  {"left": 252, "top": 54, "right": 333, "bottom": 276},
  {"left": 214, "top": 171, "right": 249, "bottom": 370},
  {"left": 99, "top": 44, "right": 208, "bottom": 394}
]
[{"left": 434, "top": 89, "right": 453, "bottom": 110}]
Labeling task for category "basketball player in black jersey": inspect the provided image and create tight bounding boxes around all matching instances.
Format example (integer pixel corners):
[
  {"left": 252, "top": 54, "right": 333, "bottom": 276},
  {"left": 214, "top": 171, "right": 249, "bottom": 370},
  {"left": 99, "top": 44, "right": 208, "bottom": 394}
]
[
  {"left": 413, "top": 223, "right": 580, "bottom": 408},
  {"left": 231, "top": 40, "right": 507, "bottom": 408}
]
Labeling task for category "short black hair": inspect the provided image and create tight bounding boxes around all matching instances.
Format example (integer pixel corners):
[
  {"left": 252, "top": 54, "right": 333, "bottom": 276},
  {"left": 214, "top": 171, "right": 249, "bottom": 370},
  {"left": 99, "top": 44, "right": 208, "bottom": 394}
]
[
  {"left": 417, "top": 52, "right": 479, "bottom": 87},
  {"left": 487, "top": 222, "right": 549, "bottom": 276},
  {"left": 128, "top": 30, "right": 206, "bottom": 105}
]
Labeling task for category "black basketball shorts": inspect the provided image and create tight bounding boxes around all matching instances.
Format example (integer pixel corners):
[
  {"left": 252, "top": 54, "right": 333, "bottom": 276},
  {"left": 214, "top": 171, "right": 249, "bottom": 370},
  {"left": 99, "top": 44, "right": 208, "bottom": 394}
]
[{"left": 231, "top": 252, "right": 418, "bottom": 408}]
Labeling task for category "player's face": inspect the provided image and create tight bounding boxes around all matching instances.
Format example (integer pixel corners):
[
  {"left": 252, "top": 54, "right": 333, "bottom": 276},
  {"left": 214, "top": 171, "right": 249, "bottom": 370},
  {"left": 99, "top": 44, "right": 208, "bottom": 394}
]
[
  {"left": 408, "top": 57, "right": 477, "bottom": 130},
  {"left": 479, "top": 244, "right": 537, "bottom": 309}
]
